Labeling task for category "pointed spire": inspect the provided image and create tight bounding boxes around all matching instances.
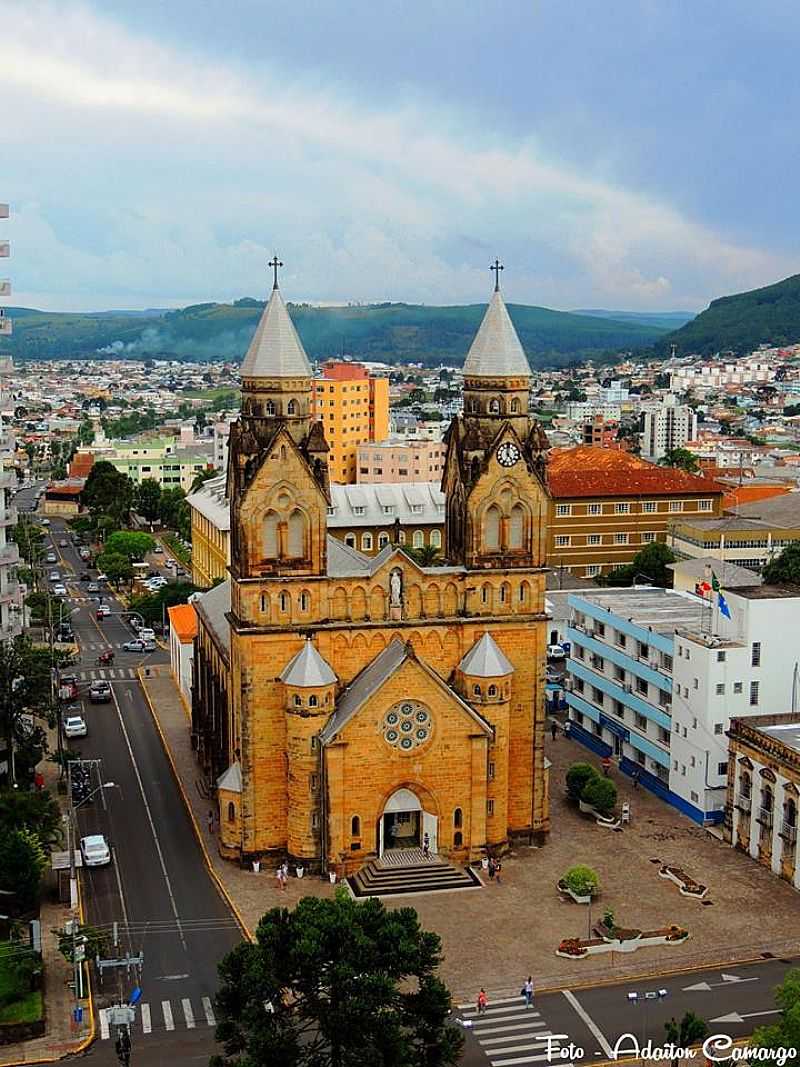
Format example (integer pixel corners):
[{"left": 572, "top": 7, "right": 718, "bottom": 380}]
[
  {"left": 240, "top": 279, "right": 312, "bottom": 380},
  {"left": 462, "top": 287, "right": 531, "bottom": 379},
  {"left": 458, "top": 632, "right": 514, "bottom": 678},
  {"left": 280, "top": 639, "right": 337, "bottom": 687}
]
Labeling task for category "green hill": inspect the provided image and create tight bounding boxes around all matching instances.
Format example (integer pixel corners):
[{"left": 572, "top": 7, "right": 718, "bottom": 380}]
[
  {"left": 0, "top": 298, "right": 667, "bottom": 368},
  {"left": 573, "top": 309, "right": 696, "bottom": 330},
  {"left": 661, "top": 274, "right": 800, "bottom": 356}
]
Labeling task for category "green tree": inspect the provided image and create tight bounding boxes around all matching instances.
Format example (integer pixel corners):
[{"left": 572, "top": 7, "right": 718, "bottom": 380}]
[
  {"left": 76, "top": 418, "right": 95, "bottom": 446},
  {"left": 128, "top": 582, "right": 196, "bottom": 626},
  {"left": 190, "top": 466, "right": 218, "bottom": 493},
  {"left": 0, "top": 637, "right": 54, "bottom": 788},
  {"left": 81, "top": 461, "right": 134, "bottom": 528},
  {"left": 0, "top": 828, "right": 48, "bottom": 912},
  {"left": 581, "top": 776, "right": 617, "bottom": 817},
  {"left": 406, "top": 545, "right": 442, "bottom": 567},
  {"left": 566, "top": 763, "right": 598, "bottom": 801},
  {"left": 763, "top": 543, "right": 800, "bottom": 586},
  {"left": 597, "top": 542, "right": 676, "bottom": 589},
  {"left": 136, "top": 478, "right": 163, "bottom": 525},
  {"left": 658, "top": 448, "right": 700, "bottom": 473},
  {"left": 11, "top": 519, "right": 45, "bottom": 569},
  {"left": 0, "top": 789, "right": 63, "bottom": 853},
  {"left": 159, "top": 486, "right": 187, "bottom": 528},
  {"left": 55, "top": 922, "right": 108, "bottom": 965},
  {"left": 104, "top": 530, "right": 156, "bottom": 561},
  {"left": 752, "top": 967, "right": 800, "bottom": 1063},
  {"left": 95, "top": 550, "right": 134, "bottom": 590},
  {"left": 664, "top": 1012, "right": 708, "bottom": 1067},
  {"left": 212, "top": 891, "right": 463, "bottom": 1067}
]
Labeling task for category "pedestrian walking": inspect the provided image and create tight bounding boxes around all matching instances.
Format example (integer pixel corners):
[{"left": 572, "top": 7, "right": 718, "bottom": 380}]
[
  {"left": 275, "top": 867, "right": 283, "bottom": 891},
  {"left": 487, "top": 856, "right": 496, "bottom": 880},
  {"left": 422, "top": 831, "right": 430, "bottom": 859},
  {"left": 477, "top": 989, "right": 488, "bottom": 1014},
  {"left": 522, "top": 976, "right": 534, "bottom": 1009},
  {"left": 601, "top": 755, "right": 612, "bottom": 777},
  {"left": 281, "top": 861, "right": 289, "bottom": 889},
  {"left": 495, "top": 859, "right": 502, "bottom": 885},
  {"left": 632, "top": 769, "right": 640, "bottom": 789},
  {"left": 550, "top": 720, "right": 558, "bottom": 742},
  {"left": 207, "top": 809, "right": 214, "bottom": 834}
]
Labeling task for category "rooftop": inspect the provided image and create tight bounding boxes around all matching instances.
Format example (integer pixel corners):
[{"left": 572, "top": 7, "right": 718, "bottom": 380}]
[
  {"left": 462, "top": 289, "right": 531, "bottom": 379},
  {"left": 167, "top": 603, "right": 198, "bottom": 643},
  {"left": 758, "top": 719, "right": 800, "bottom": 757},
  {"left": 547, "top": 446, "right": 721, "bottom": 499},
  {"left": 666, "top": 557, "right": 762, "bottom": 588},
  {"left": 570, "top": 586, "right": 704, "bottom": 637},
  {"left": 728, "top": 584, "right": 800, "bottom": 600},
  {"left": 240, "top": 284, "right": 312, "bottom": 379}
]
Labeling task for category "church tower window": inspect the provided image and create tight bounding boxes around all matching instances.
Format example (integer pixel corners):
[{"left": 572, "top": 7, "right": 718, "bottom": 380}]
[
  {"left": 509, "top": 504, "right": 525, "bottom": 550},
  {"left": 265, "top": 400, "right": 276, "bottom": 416},
  {"left": 288, "top": 510, "right": 306, "bottom": 557},
  {"left": 484, "top": 505, "right": 501, "bottom": 551},
  {"left": 264, "top": 511, "right": 279, "bottom": 557},
  {"left": 287, "top": 399, "right": 297, "bottom": 415},
  {"left": 489, "top": 398, "right": 500, "bottom": 414},
  {"left": 279, "top": 591, "right": 289, "bottom": 613},
  {"left": 454, "top": 807, "right": 463, "bottom": 829},
  {"left": 309, "top": 694, "right": 318, "bottom": 707},
  {"left": 351, "top": 815, "right": 361, "bottom": 837},
  {"left": 511, "top": 397, "right": 520, "bottom": 413}
]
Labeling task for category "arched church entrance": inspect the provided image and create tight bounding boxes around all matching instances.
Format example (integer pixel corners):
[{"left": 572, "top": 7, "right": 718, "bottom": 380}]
[{"left": 378, "top": 787, "right": 438, "bottom": 858}]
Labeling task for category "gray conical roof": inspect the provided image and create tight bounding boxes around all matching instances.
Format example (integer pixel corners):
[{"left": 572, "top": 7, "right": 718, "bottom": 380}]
[
  {"left": 458, "top": 632, "right": 514, "bottom": 677},
  {"left": 280, "top": 640, "right": 337, "bottom": 687},
  {"left": 240, "top": 285, "right": 312, "bottom": 379},
  {"left": 462, "top": 289, "right": 531, "bottom": 378}
]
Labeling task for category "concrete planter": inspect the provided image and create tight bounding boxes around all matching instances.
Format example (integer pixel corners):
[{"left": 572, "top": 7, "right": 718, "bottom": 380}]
[
  {"left": 556, "top": 925, "right": 689, "bottom": 960},
  {"left": 557, "top": 880, "right": 594, "bottom": 905},
  {"left": 658, "top": 865, "right": 707, "bottom": 899}
]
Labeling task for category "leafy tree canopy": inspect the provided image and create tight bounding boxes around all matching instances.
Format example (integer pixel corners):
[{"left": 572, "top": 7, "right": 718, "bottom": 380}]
[
  {"left": 81, "top": 461, "right": 134, "bottom": 527},
  {"left": 658, "top": 448, "right": 700, "bottom": 473},
  {"left": 95, "top": 550, "right": 134, "bottom": 588},
  {"left": 596, "top": 541, "right": 676, "bottom": 588},
  {"left": 104, "top": 530, "right": 156, "bottom": 561},
  {"left": 136, "top": 478, "right": 163, "bottom": 524},
  {"left": 212, "top": 891, "right": 463, "bottom": 1067},
  {"left": 0, "top": 828, "right": 49, "bottom": 913},
  {"left": 762, "top": 543, "right": 800, "bottom": 586},
  {"left": 753, "top": 967, "right": 800, "bottom": 1063},
  {"left": 0, "top": 789, "right": 63, "bottom": 854}
]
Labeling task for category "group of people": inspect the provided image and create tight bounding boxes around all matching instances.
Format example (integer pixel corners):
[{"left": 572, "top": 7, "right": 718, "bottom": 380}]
[{"left": 476, "top": 977, "right": 534, "bottom": 1014}]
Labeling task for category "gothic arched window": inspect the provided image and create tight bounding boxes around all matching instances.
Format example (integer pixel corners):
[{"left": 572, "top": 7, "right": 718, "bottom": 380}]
[
  {"left": 227, "top": 802, "right": 236, "bottom": 823},
  {"left": 265, "top": 400, "right": 276, "bottom": 416},
  {"left": 351, "top": 815, "right": 361, "bottom": 838},
  {"left": 484, "top": 504, "right": 501, "bottom": 551},
  {"left": 511, "top": 397, "right": 521, "bottom": 413},
  {"left": 361, "top": 532, "right": 373, "bottom": 552},
  {"left": 454, "top": 807, "right": 463, "bottom": 829},
  {"left": 287, "top": 399, "right": 297, "bottom": 415},
  {"left": 489, "top": 398, "right": 500, "bottom": 414},
  {"left": 309, "top": 694, "right": 318, "bottom": 707},
  {"left": 430, "top": 529, "right": 442, "bottom": 548},
  {"left": 413, "top": 530, "right": 425, "bottom": 548},
  {"left": 509, "top": 504, "right": 526, "bottom": 550},
  {"left": 264, "top": 510, "right": 279, "bottom": 558},
  {"left": 288, "top": 510, "right": 305, "bottom": 557}
]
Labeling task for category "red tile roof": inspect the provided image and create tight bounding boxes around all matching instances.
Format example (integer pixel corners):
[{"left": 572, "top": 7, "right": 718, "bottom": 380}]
[
  {"left": 167, "top": 603, "right": 198, "bottom": 643},
  {"left": 547, "top": 446, "right": 722, "bottom": 499}
]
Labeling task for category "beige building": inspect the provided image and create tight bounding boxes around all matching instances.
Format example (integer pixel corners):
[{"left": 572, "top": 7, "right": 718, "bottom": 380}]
[{"left": 357, "top": 438, "right": 446, "bottom": 484}]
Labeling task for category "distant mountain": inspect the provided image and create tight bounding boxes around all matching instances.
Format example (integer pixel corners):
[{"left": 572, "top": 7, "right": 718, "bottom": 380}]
[
  {"left": 661, "top": 274, "right": 800, "bottom": 356},
  {"left": 574, "top": 309, "right": 696, "bottom": 330},
  {"left": 0, "top": 299, "right": 667, "bottom": 367}
]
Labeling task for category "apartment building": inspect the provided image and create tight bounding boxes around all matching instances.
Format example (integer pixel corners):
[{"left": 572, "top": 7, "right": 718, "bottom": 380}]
[
  {"left": 356, "top": 438, "right": 446, "bottom": 483},
  {"left": 0, "top": 205, "right": 22, "bottom": 646},
  {"left": 547, "top": 446, "right": 723, "bottom": 579},
  {"left": 641, "top": 396, "right": 698, "bottom": 461},
  {"left": 582, "top": 415, "right": 620, "bottom": 447},
  {"left": 311, "top": 361, "right": 390, "bottom": 484},
  {"left": 669, "top": 494, "right": 800, "bottom": 572},
  {"left": 670, "top": 362, "right": 774, "bottom": 392},
  {"left": 98, "top": 436, "right": 215, "bottom": 492},
  {"left": 187, "top": 473, "right": 229, "bottom": 589},
  {"left": 727, "top": 713, "right": 800, "bottom": 892}
]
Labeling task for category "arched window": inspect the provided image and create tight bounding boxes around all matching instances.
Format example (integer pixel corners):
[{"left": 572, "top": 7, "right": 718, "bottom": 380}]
[
  {"left": 454, "top": 807, "right": 463, "bottom": 829},
  {"left": 473, "top": 684, "right": 481, "bottom": 697},
  {"left": 227, "top": 802, "right": 236, "bottom": 823},
  {"left": 378, "top": 532, "right": 390, "bottom": 548},
  {"left": 294, "top": 694, "right": 302, "bottom": 706},
  {"left": 500, "top": 583, "right": 510, "bottom": 604},
  {"left": 488, "top": 685, "right": 497, "bottom": 697},
  {"left": 265, "top": 400, "right": 276, "bottom": 416},
  {"left": 484, "top": 504, "right": 501, "bottom": 551},
  {"left": 519, "top": 581, "right": 530, "bottom": 605},
  {"left": 481, "top": 583, "right": 490, "bottom": 605},
  {"left": 288, "top": 510, "right": 305, "bottom": 557},
  {"left": 413, "top": 530, "right": 424, "bottom": 549},
  {"left": 511, "top": 397, "right": 520, "bottom": 413},
  {"left": 345, "top": 533, "right": 356, "bottom": 548},
  {"left": 488, "top": 398, "right": 500, "bottom": 414},
  {"left": 287, "top": 399, "right": 297, "bottom": 415},
  {"left": 361, "top": 532, "right": 373, "bottom": 552},
  {"left": 264, "top": 510, "right": 279, "bottom": 558},
  {"left": 785, "top": 797, "right": 797, "bottom": 827},
  {"left": 280, "top": 445, "right": 287, "bottom": 461},
  {"left": 398, "top": 531, "right": 406, "bottom": 544},
  {"left": 299, "top": 591, "right": 310, "bottom": 612},
  {"left": 430, "top": 529, "right": 442, "bottom": 548},
  {"left": 279, "top": 591, "right": 289, "bottom": 613},
  {"left": 454, "top": 830, "right": 463, "bottom": 848},
  {"left": 309, "top": 694, "right": 318, "bottom": 707},
  {"left": 351, "top": 815, "right": 361, "bottom": 838},
  {"left": 260, "top": 593, "right": 268, "bottom": 614},
  {"left": 509, "top": 504, "right": 525, "bottom": 550}
]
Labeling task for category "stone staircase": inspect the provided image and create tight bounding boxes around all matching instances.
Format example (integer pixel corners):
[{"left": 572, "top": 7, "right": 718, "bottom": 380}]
[{"left": 347, "top": 855, "right": 483, "bottom": 898}]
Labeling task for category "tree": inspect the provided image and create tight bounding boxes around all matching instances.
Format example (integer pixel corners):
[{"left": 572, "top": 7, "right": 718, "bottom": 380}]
[
  {"left": 561, "top": 865, "right": 599, "bottom": 897},
  {"left": 104, "top": 530, "right": 156, "bottom": 561},
  {"left": 763, "top": 543, "right": 800, "bottom": 586},
  {"left": 0, "top": 828, "right": 48, "bottom": 912},
  {"left": 128, "top": 582, "right": 195, "bottom": 626},
  {"left": 212, "top": 891, "right": 463, "bottom": 1067},
  {"left": 581, "top": 776, "right": 617, "bottom": 817},
  {"left": 597, "top": 542, "right": 676, "bottom": 589},
  {"left": 136, "top": 478, "right": 163, "bottom": 525},
  {"left": 752, "top": 967, "right": 800, "bottom": 1061},
  {"left": 95, "top": 550, "right": 134, "bottom": 590},
  {"left": 659, "top": 448, "right": 700, "bottom": 473},
  {"left": 406, "top": 545, "right": 442, "bottom": 567},
  {"left": 0, "top": 637, "right": 54, "bottom": 788},
  {"left": 0, "top": 789, "right": 63, "bottom": 853},
  {"left": 81, "top": 461, "right": 134, "bottom": 527},
  {"left": 55, "top": 922, "right": 108, "bottom": 965},
  {"left": 190, "top": 467, "right": 218, "bottom": 493},
  {"left": 159, "top": 486, "right": 187, "bottom": 528},
  {"left": 664, "top": 1012, "right": 708, "bottom": 1067},
  {"left": 566, "top": 762, "right": 598, "bottom": 801}
]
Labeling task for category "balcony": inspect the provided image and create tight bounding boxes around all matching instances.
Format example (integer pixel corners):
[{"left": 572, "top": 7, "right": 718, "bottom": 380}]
[
  {"left": 757, "top": 807, "right": 773, "bottom": 827},
  {"left": 737, "top": 793, "right": 751, "bottom": 813},
  {"left": 780, "top": 821, "right": 797, "bottom": 844},
  {"left": 0, "top": 280, "right": 9, "bottom": 297}
]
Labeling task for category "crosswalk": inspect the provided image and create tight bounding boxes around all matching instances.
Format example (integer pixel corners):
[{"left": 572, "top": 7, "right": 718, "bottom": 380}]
[
  {"left": 98, "top": 996, "right": 216, "bottom": 1040},
  {"left": 77, "top": 667, "right": 139, "bottom": 681},
  {"left": 457, "top": 996, "right": 572, "bottom": 1067}
]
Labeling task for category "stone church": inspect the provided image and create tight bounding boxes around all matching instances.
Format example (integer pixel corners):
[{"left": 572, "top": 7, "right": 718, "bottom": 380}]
[{"left": 192, "top": 265, "right": 551, "bottom": 875}]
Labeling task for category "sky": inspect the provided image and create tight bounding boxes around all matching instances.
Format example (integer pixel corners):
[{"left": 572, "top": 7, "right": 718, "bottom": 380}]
[{"left": 2, "top": 0, "right": 800, "bottom": 313}]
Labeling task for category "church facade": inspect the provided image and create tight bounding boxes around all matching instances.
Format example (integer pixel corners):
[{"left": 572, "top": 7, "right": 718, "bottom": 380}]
[{"left": 192, "top": 265, "right": 552, "bottom": 874}]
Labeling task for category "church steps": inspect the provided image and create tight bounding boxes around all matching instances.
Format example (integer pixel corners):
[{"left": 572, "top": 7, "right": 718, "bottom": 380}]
[{"left": 348, "top": 859, "right": 482, "bottom": 897}]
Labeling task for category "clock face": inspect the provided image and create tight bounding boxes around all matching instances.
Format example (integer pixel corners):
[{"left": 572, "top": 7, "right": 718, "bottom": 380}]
[{"left": 496, "top": 442, "right": 521, "bottom": 468}]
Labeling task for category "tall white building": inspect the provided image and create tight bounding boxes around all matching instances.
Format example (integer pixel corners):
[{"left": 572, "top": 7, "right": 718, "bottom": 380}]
[
  {"left": 641, "top": 395, "right": 698, "bottom": 462},
  {"left": 0, "top": 203, "right": 21, "bottom": 641}
]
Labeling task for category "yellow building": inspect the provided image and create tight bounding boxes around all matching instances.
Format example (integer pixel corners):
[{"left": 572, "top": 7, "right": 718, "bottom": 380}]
[
  {"left": 193, "top": 267, "right": 551, "bottom": 878},
  {"left": 311, "top": 360, "right": 389, "bottom": 484}
]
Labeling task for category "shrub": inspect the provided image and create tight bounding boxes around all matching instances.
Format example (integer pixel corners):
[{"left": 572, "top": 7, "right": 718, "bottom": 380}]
[
  {"left": 562, "top": 865, "right": 599, "bottom": 897},
  {"left": 581, "top": 776, "right": 617, "bottom": 817},
  {"left": 566, "top": 762, "right": 598, "bottom": 801}
]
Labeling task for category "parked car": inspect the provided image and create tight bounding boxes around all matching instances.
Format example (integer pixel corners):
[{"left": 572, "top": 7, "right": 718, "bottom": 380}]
[
  {"left": 49, "top": 571, "right": 60, "bottom": 581},
  {"left": 62, "top": 714, "right": 87, "bottom": 738},
  {"left": 58, "top": 539, "right": 68, "bottom": 547},
  {"left": 95, "top": 572, "right": 108, "bottom": 582},
  {"left": 89, "top": 680, "right": 112, "bottom": 704},
  {"left": 80, "top": 834, "right": 111, "bottom": 866},
  {"left": 87, "top": 582, "right": 99, "bottom": 593},
  {"left": 41, "top": 518, "right": 51, "bottom": 526},
  {"left": 53, "top": 584, "right": 68, "bottom": 597},
  {"left": 153, "top": 545, "right": 164, "bottom": 554},
  {"left": 546, "top": 644, "right": 567, "bottom": 660},
  {"left": 46, "top": 552, "right": 57, "bottom": 564}
]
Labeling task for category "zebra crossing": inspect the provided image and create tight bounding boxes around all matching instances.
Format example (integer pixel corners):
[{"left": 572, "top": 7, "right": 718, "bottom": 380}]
[
  {"left": 77, "top": 667, "right": 138, "bottom": 682},
  {"left": 457, "top": 995, "right": 572, "bottom": 1067},
  {"left": 98, "top": 996, "right": 216, "bottom": 1040}
]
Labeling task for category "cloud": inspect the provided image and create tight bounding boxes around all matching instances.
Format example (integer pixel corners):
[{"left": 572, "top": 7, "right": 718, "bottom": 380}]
[{"left": 0, "top": 0, "right": 795, "bottom": 312}]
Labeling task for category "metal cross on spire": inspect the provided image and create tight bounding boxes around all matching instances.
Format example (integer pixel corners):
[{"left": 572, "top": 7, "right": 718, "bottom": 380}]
[
  {"left": 269, "top": 255, "right": 283, "bottom": 290},
  {"left": 490, "top": 257, "right": 504, "bottom": 292}
]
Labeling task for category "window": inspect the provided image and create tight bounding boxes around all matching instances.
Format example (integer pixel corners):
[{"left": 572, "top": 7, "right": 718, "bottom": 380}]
[
  {"left": 674, "top": 721, "right": 680, "bottom": 733},
  {"left": 690, "top": 791, "right": 699, "bottom": 802},
  {"left": 636, "top": 677, "right": 648, "bottom": 695},
  {"left": 717, "top": 762, "right": 728, "bottom": 776},
  {"left": 614, "top": 665, "right": 625, "bottom": 682},
  {"left": 378, "top": 533, "right": 389, "bottom": 549},
  {"left": 308, "top": 694, "right": 318, "bottom": 708},
  {"left": 595, "top": 621, "right": 606, "bottom": 637},
  {"left": 714, "top": 723, "right": 724, "bottom": 735},
  {"left": 454, "top": 830, "right": 463, "bottom": 847},
  {"left": 227, "top": 802, "right": 236, "bottom": 823},
  {"left": 716, "top": 650, "right": 726, "bottom": 662},
  {"left": 616, "top": 631, "right": 627, "bottom": 648},
  {"left": 413, "top": 530, "right": 424, "bottom": 549},
  {"left": 615, "top": 502, "right": 630, "bottom": 514},
  {"left": 310, "top": 773, "right": 319, "bottom": 790},
  {"left": 592, "top": 687, "right": 604, "bottom": 706},
  {"left": 430, "top": 529, "right": 442, "bottom": 548},
  {"left": 300, "top": 591, "right": 310, "bottom": 612},
  {"left": 642, "top": 532, "right": 656, "bottom": 543},
  {"left": 669, "top": 500, "right": 682, "bottom": 512},
  {"left": 588, "top": 503, "right": 602, "bottom": 516},
  {"left": 699, "top": 499, "right": 713, "bottom": 511},
  {"left": 264, "top": 510, "right": 279, "bottom": 557},
  {"left": 683, "top": 688, "right": 688, "bottom": 699},
  {"left": 751, "top": 642, "right": 761, "bottom": 667},
  {"left": 473, "top": 684, "right": 482, "bottom": 697},
  {"left": 693, "top": 678, "right": 699, "bottom": 690},
  {"left": 555, "top": 535, "right": 571, "bottom": 547},
  {"left": 345, "top": 533, "right": 356, "bottom": 548},
  {"left": 692, "top": 716, "right": 698, "bottom": 729},
  {"left": 591, "top": 654, "right": 604, "bottom": 670},
  {"left": 637, "top": 641, "right": 649, "bottom": 659},
  {"left": 311, "top": 812, "right": 320, "bottom": 830},
  {"left": 488, "top": 761, "right": 495, "bottom": 780},
  {"left": 588, "top": 533, "right": 601, "bottom": 546},
  {"left": 294, "top": 694, "right": 302, "bottom": 707},
  {"left": 279, "top": 591, "right": 289, "bottom": 613},
  {"left": 659, "top": 727, "right": 670, "bottom": 744},
  {"left": 287, "top": 399, "right": 297, "bottom": 415},
  {"left": 614, "top": 533, "right": 629, "bottom": 545},
  {"left": 310, "top": 736, "right": 318, "bottom": 751},
  {"left": 351, "top": 815, "right": 361, "bottom": 838},
  {"left": 288, "top": 510, "right": 305, "bottom": 557},
  {"left": 361, "top": 532, "right": 373, "bottom": 552},
  {"left": 488, "top": 684, "right": 497, "bottom": 696},
  {"left": 690, "top": 756, "right": 696, "bottom": 768},
  {"left": 681, "top": 765, "right": 686, "bottom": 776},
  {"left": 643, "top": 501, "right": 657, "bottom": 513},
  {"left": 556, "top": 504, "right": 572, "bottom": 517},
  {"left": 260, "top": 593, "right": 268, "bottom": 614},
  {"left": 454, "top": 807, "right": 463, "bottom": 829},
  {"left": 661, "top": 653, "right": 673, "bottom": 671},
  {"left": 487, "top": 799, "right": 495, "bottom": 816},
  {"left": 734, "top": 681, "right": 743, "bottom": 694},
  {"left": 635, "top": 712, "right": 647, "bottom": 730},
  {"left": 509, "top": 504, "right": 525, "bottom": 549},
  {"left": 587, "top": 564, "right": 601, "bottom": 577},
  {"left": 716, "top": 683, "right": 725, "bottom": 695},
  {"left": 673, "top": 759, "right": 678, "bottom": 770},
  {"left": 750, "top": 681, "right": 759, "bottom": 706}
]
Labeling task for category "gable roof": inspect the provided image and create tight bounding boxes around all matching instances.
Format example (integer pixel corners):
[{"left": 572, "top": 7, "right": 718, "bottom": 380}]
[
  {"left": 462, "top": 289, "right": 531, "bottom": 379},
  {"left": 167, "top": 603, "right": 198, "bottom": 643},
  {"left": 240, "top": 285, "right": 312, "bottom": 379},
  {"left": 459, "top": 632, "right": 514, "bottom": 677},
  {"left": 280, "top": 640, "right": 337, "bottom": 687},
  {"left": 325, "top": 535, "right": 462, "bottom": 579},
  {"left": 319, "top": 638, "right": 492, "bottom": 745},
  {"left": 547, "top": 446, "right": 721, "bottom": 499}
]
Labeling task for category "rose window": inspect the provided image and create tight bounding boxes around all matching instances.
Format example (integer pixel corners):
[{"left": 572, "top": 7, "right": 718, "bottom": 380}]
[{"left": 382, "top": 701, "right": 431, "bottom": 750}]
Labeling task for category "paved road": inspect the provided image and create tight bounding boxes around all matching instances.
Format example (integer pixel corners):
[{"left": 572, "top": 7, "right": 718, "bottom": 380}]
[
  {"left": 456, "top": 955, "right": 798, "bottom": 1066},
  {"left": 42, "top": 518, "right": 242, "bottom": 1064}
]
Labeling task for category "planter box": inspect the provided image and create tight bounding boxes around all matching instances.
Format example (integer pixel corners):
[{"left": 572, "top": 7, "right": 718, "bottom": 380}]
[
  {"left": 658, "top": 865, "right": 708, "bottom": 899},
  {"left": 557, "top": 880, "right": 594, "bottom": 905},
  {"left": 557, "top": 926, "right": 688, "bottom": 960}
]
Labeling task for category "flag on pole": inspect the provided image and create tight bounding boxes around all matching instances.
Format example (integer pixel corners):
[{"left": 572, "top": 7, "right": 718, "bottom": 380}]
[
  {"left": 718, "top": 592, "right": 732, "bottom": 619},
  {"left": 696, "top": 579, "right": 712, "bottom": 597},
  {"left": 711, "top": 571, "right": 721, "bottom": 593}
]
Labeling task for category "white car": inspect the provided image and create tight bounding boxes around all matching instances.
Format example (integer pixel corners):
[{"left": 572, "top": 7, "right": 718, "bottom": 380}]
[
  {"left": 53, "top": 584, "right": 68, "bottom": 597},
  {"left": 62, "top": 714, "right": 87, "bottom": 738},
  {"left": 96, "top": 604, "right": 111, "bottom": 618},
  {"left": 49, "top": 571, "right": 60, "bottom": 581},
  {"left": 95, "top": 572, "right": 108, "bottom": 582},
  {"left": 41, "top": 518, "right": 51, "bottom": 526},
  {"left": 546, "top": 644, "right": 567, "bottom": 660},
  {"left": 80, "top": 834, "right": 111, "bottom": 867}
]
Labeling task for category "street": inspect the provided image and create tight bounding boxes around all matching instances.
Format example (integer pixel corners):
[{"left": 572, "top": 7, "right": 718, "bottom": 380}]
[{"left": 41, "top": 517, "right": 242, "bottom": 1065}]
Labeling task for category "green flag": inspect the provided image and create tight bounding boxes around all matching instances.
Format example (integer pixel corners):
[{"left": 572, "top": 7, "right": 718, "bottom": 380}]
[{"left": 711, "top": 571, "right": 721, "bottom": 592}]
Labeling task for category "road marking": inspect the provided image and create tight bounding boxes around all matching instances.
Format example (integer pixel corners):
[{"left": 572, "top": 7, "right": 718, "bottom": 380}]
[
  {"left": 110, "top": 686, "right": 188, "bottom": 950},
  {"left": 482, "top": 1031, "right": 553, "bottom": 1046},
  {"left": 684, "top": 974, "right": 759, "bottom": 992},
  {"left": 202, "top": 995, "right": 216, "bottom": 1026},
  {"left": 141, "top": 1002, "right": 152, "bottom": 1034},
  {"left": 99, "top": 1008, "right": 110, "bottom": 1040},
  {"left": 710, "top": 1009, "right": 781, "bottom": 1024},
  {"left": 562, "top": 989, "right": 613, "bottom": 1058},
  {"left": 182, "top": 998, "right": 195, "bottom": 1029},
  {"left": 156, "top": 973, "right": 190, "bottom": 980},
  {"left": 488, "top": 1041, "right": 557, "bottom": 1057},
  {"left": 463, "top": 1002, "right": 537, "bottom": 1017},
  {"left": 491, "top": 1056, "right": 570, "bottom": 1067},
  {"left": 459, "top": 995, "right": 528, "bottom": 1010},
  {"left": 476, "top": 1022, "right": 548, "bottom": 1036},
  {"left": 162, "top": 1000, "right": 174, "bottom": 1031},
  {"left": 472, "top": 1012, "right": 541, "bottom": 1026}
]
